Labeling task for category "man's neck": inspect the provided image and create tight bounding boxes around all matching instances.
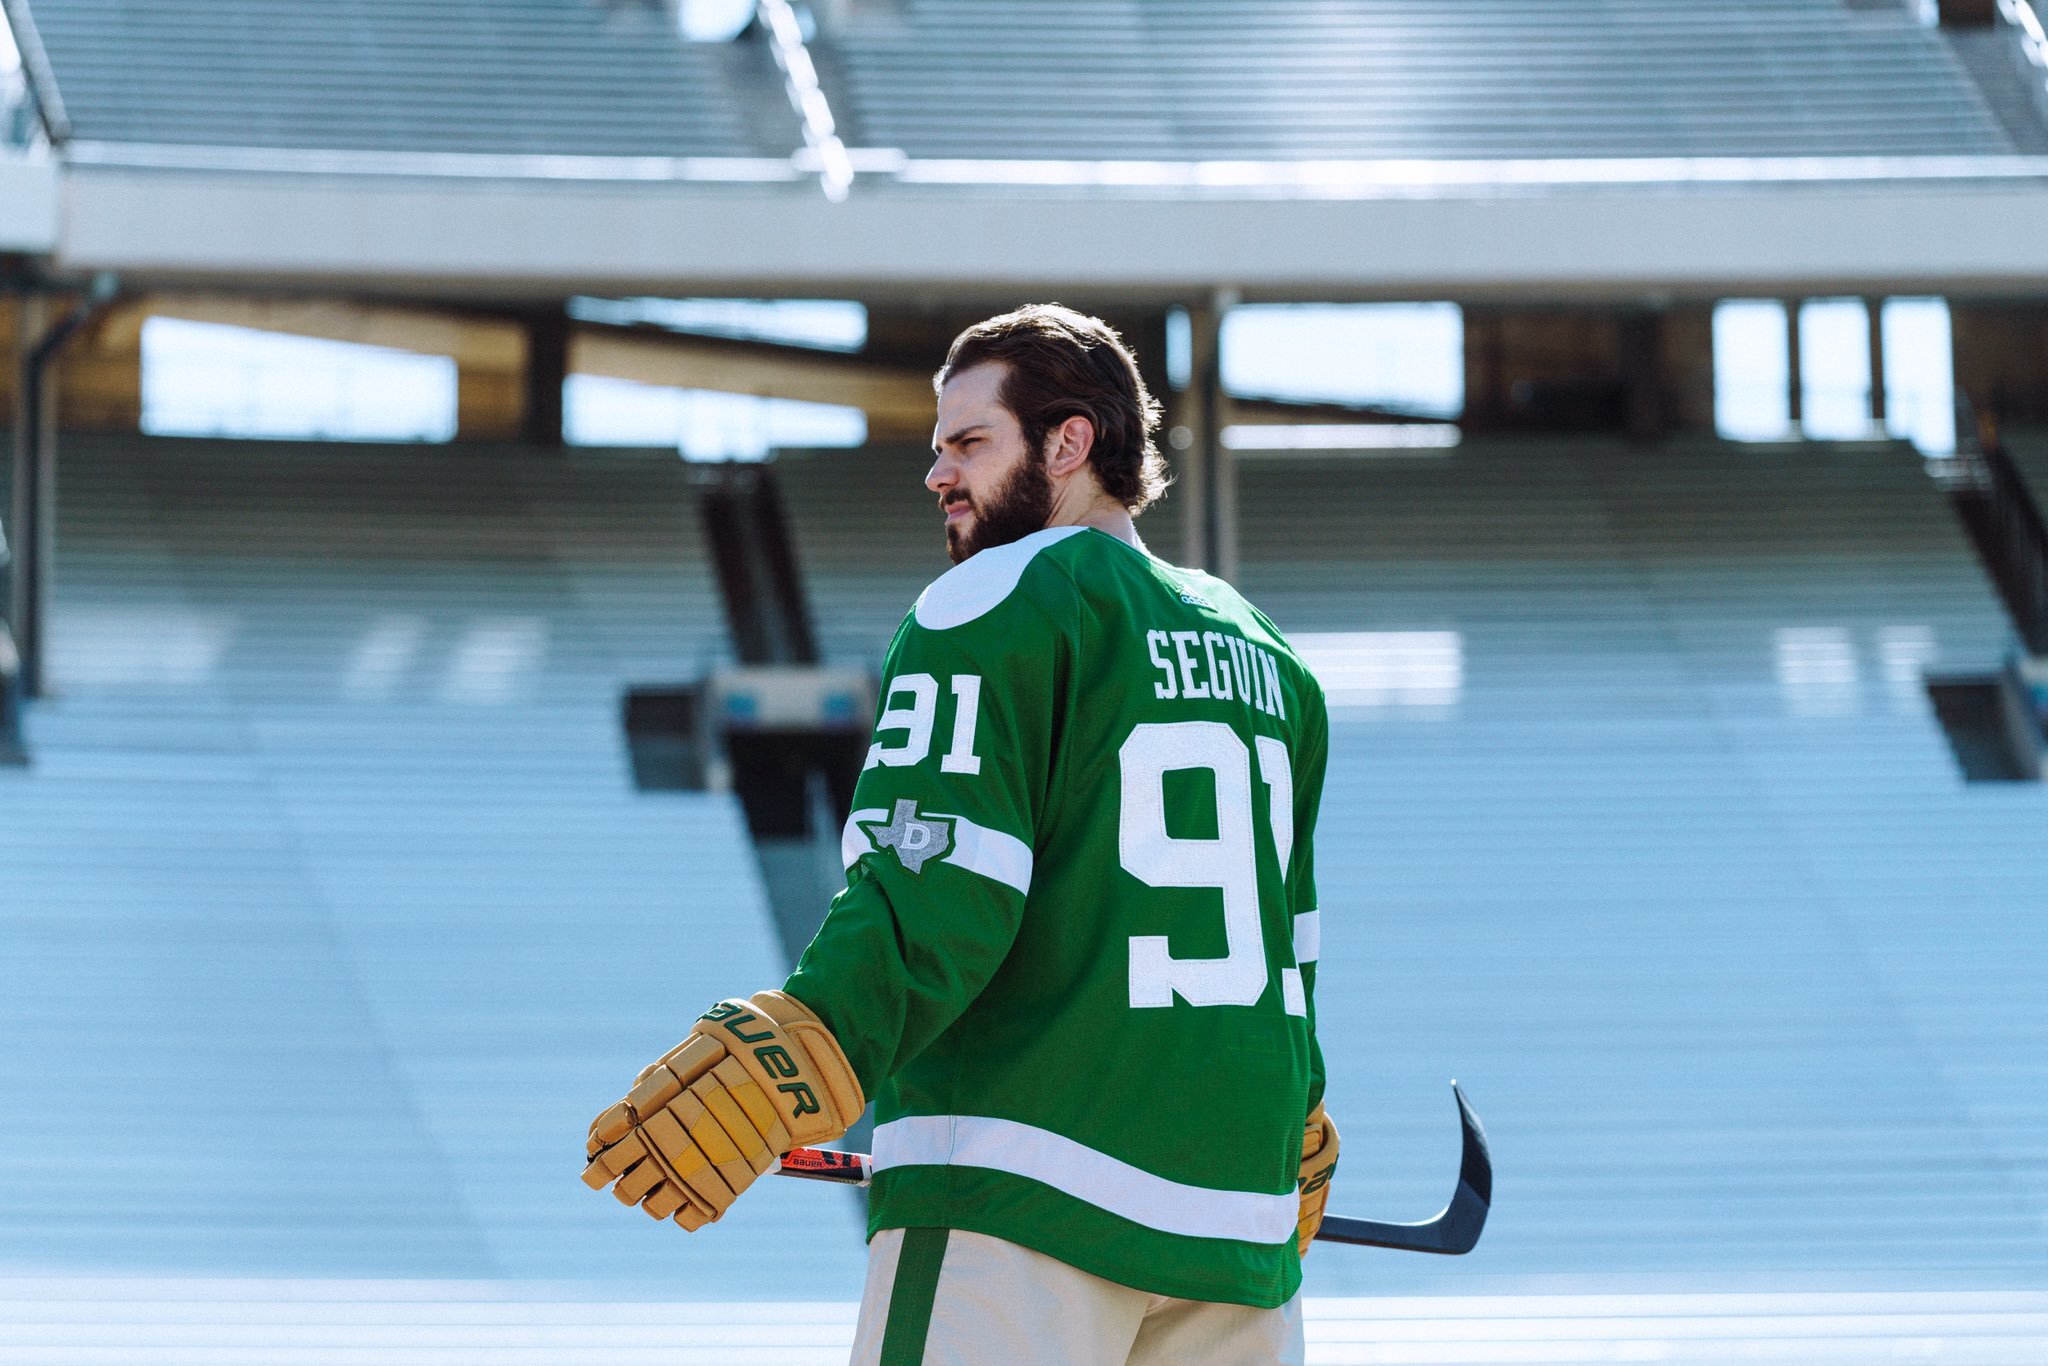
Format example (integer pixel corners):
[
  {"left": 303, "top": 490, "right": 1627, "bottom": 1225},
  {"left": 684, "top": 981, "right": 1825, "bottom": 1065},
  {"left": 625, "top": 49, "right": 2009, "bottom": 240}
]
[{"left": 1046, "top": 483, "right": 1144, "bottom": 552}]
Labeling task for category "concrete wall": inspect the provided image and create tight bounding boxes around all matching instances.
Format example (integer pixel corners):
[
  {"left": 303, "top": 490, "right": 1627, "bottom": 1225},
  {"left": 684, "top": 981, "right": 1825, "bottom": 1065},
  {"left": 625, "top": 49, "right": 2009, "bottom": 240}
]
[{"left": 1954, "top": 301, "right": 2048, "bottom": 423}]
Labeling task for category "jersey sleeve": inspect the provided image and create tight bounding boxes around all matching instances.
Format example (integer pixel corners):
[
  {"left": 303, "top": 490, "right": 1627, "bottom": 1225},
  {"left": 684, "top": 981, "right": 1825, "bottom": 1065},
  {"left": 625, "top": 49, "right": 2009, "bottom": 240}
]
[
  {"left": 782, "top": 565, "right": 1078, "bottom": 1094},
  {"left": 1292, "top": 681, "right": 1330, "bottom": 1117}
]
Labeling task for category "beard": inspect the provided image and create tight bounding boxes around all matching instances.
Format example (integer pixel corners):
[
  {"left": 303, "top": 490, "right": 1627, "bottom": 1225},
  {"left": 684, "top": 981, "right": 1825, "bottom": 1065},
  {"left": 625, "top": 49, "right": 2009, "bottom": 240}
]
[{"left": 945, "top": 448, "right": 1054, "bottom": 564}]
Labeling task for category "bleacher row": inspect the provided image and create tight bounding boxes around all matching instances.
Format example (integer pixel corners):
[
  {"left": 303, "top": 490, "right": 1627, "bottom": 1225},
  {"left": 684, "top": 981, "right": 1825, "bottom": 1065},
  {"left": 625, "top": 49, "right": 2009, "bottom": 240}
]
[
  {"left": 16, "top": 0, "right": 2031, "bottom": 162},
  {"left": 821, "top": 0, "right": 2018, "bottom": 161},
  {"left": 2, "top": 432, "right": 2046, "bottom": 1338}
]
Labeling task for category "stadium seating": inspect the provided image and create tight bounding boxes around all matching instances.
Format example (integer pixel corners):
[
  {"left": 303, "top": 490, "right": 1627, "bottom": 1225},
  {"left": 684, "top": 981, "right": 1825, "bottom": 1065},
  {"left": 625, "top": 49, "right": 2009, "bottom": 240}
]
[
  {"left": 17, "top": 0, "right": 2024, "bottom": 162},
  {"left": 0, "top": 433, "right": 864, "bottom": 1287},
  {"left": 785, "top": 434, "right": 2048, "bottom": 1292},
  {"left": 20, "top": 0, "right": 774, "bottom": 155},
  {"left": 820, "top": 0, "right": 2018, "bottom": 160},
  {"left": 4, "top": 431, "right": 2046, "bottom": 1302}
]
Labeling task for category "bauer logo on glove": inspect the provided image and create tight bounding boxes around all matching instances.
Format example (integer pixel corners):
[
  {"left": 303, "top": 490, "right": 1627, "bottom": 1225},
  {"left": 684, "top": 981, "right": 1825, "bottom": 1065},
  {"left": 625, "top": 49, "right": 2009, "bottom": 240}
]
[{"left": 582, "top": 989, "right": 864, "bottom": 1231}]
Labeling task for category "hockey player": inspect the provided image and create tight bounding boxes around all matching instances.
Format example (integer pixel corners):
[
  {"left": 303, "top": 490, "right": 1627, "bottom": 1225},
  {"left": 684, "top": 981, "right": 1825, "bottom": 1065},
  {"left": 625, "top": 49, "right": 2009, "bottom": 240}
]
[{"left": 584, "top": 304, "right": 1337, "bottom": 1364}]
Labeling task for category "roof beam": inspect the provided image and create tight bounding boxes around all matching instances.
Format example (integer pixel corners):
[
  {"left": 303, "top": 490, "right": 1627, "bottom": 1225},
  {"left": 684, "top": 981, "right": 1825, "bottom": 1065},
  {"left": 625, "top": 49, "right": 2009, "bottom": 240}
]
[{"left": 54, "top": 169, "right": 2048, "bottom": 302}]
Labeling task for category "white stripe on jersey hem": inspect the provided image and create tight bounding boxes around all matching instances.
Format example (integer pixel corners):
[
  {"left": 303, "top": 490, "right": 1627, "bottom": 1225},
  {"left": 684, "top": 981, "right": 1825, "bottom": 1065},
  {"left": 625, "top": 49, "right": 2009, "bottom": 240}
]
[
  {"left": 1293, "top": 909, "right": 1321, "bottom": 964},
  {"left": 871, "top": 1114, "right": 1298, "bottom": 1246},
  {"left": 842, "top": 807, "right": 1034, "bottom": 895}
]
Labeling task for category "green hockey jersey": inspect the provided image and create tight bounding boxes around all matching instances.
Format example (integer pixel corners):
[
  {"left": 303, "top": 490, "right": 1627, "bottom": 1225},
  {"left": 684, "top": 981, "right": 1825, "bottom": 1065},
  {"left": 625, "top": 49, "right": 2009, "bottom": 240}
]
[{"left": 784, "top": 525, "right": 1329, "bottom": 1309}]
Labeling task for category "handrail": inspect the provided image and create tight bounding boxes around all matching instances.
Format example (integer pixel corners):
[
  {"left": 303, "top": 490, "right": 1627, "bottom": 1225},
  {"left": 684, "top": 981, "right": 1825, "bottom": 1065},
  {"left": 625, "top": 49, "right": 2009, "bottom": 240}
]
[
  {"left": 1996, "top": 0, "right": 2048, "bottom": 127},
  {"left": 757, "top": 0, "right": 853, "bottom": 202},
  {"left": 1949, "top": 392, "right": 2048, "bottom": 656},
  {"left": 0, "top": 0, "right": 68, "bottom": 144},
  {"left": 1999, "top": 0, "right": 2048, "bottom": 68}
]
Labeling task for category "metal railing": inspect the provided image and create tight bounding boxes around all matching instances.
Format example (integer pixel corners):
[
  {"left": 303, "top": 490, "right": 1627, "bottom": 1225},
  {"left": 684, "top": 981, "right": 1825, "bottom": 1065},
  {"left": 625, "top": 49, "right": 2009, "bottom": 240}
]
[
  {"left": 1997, "top": 0, "right": 2048, "bottom": 128},
  {"left": 1946, "top": 394, "right": 2048, "bottom": 656},
  {"left": 0, "top": 0, "right": 65, "bottom": 149},
  {"left": 0, "top": 519, "right": 20, "bottom": 764},
  {"left": 2, "top": 25, "right": 29, "bottom": 148}
]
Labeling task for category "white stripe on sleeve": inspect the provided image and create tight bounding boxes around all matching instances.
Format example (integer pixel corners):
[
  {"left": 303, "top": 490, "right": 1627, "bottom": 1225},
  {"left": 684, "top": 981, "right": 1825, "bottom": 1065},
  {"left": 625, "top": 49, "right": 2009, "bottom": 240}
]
[
  {"left": 935, "top": 811, "right": 1034, "bottom": 894},
  {"left": 842, "top": 807, "right": 888, "bottom": 870},
  {"left": 840, "top": 806, "right": 1034, "bottom": 896}
]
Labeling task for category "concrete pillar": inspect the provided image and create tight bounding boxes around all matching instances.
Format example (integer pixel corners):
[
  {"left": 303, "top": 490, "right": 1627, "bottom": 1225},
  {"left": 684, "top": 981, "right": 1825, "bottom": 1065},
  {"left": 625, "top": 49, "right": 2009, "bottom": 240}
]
[
  {"left": 0, "top": 298, "right": 15, "bottom": 427},
  {"left": 1786, "top": 299, "right": 1805, "bottom": 432},
  {"left": 1620, "top": 309, "right": 1664, "bottom": 442},
  {"left": 521, "top": 304, "right": 570, "bottom": 447},
  {"left": 1464, "top": 307, "right": 1512, "bottom": 434},
  {"left": 1, "top": 296, "right": 22, "bottom": 759},
  {"left": 1867, "top": 297, "right": 1888, "bottom": 428},
  {"left": 1171, "top": 297, "right": 1234, "bottom": 581},
  {"left": 9, "top": 294, "right": 48, "bottom": 698}
]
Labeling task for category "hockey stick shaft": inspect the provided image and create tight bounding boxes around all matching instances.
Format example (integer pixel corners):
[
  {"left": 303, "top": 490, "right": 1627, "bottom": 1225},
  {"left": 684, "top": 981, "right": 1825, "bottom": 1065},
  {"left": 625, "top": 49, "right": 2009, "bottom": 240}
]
[{"left": 773, "top": 1081, "right": 1491, "bottom": 1256}]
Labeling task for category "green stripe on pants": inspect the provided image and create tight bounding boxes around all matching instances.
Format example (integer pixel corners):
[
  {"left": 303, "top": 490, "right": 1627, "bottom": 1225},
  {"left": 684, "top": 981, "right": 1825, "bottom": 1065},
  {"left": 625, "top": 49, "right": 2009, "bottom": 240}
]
[{"left": 878, "top": 1227, "right": 951, "bottom": 1366}]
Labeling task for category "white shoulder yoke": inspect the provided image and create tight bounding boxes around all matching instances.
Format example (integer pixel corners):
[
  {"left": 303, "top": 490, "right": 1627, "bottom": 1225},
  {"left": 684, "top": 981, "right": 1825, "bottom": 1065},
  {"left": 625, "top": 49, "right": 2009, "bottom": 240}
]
[{"left": 913, "top": 526, "right": 1086, "bottom": 630}]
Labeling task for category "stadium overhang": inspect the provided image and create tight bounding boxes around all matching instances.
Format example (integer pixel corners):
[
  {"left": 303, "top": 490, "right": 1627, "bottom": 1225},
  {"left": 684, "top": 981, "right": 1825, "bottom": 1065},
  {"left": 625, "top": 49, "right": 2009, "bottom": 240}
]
[{"left": 36, "top": 157, "right": 2048, "bottom": 302}]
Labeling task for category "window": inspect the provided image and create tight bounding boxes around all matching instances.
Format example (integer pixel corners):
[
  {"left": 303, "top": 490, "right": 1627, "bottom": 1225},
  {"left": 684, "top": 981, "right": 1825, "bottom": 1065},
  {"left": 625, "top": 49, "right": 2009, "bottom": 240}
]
[
  {"left": 140, "top": 318, "right": 457, "bottom": 442},
  {"left": 563, "top": 375, "right": 865, "bottom": 460},
  {"left": 1798, "top": 298, "right": 1874, "bottom": 442},
  {"left": 566, "top": 298, "right": 867, "bottom": 353},
  {"left": 1714, "top": 297, "right": 1955, "bottom": 454},
  {"left": 1713, "top": 301, "right": 1793, "bottom": 442},
  {"left": 1880, "top": 298, "right": 1956, "bottom": 456},
  {"left": 1220, "top": 303, "right": 1463, "bottom": 419}
]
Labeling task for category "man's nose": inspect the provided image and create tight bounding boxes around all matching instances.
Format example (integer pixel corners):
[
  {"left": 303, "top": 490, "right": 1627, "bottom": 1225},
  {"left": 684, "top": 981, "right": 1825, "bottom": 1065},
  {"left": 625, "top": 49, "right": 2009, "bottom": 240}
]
[{"left": 926, "top": 455, "right": 955, "bottom": 495}]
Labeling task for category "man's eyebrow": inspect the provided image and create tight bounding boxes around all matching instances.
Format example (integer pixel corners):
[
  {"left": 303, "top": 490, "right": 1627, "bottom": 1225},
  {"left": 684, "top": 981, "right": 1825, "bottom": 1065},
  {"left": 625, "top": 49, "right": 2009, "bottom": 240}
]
[{"left": 935, "top": 423, "right": 990, "bottom": 452}]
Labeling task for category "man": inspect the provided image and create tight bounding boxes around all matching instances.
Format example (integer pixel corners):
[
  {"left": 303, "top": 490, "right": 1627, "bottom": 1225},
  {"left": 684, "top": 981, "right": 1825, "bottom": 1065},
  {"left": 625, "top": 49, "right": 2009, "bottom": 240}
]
[{"left": 584, "top": 304, "right": 1337, "bottom": 1364}]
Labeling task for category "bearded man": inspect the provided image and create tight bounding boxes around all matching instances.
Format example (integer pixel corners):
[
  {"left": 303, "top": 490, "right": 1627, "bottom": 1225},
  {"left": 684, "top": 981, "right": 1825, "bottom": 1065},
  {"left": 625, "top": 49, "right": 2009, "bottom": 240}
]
[{"left": 585, "top": 304, "right": 1336, "bottom": 1365}]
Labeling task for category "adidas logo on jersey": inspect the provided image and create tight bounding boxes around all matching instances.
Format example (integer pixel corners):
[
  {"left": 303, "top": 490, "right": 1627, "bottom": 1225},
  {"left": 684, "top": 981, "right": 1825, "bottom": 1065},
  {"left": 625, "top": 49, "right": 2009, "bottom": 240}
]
[{"left": 1178, "top": 590, "right": 1216, "bottom": 610}]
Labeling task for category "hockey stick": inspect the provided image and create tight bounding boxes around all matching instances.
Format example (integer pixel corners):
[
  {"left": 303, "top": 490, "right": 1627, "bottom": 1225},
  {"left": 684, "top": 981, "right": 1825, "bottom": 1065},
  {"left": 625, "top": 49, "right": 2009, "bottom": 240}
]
[{"left": 774, "top": 1080, "right": 1491, "bottom": 1256}]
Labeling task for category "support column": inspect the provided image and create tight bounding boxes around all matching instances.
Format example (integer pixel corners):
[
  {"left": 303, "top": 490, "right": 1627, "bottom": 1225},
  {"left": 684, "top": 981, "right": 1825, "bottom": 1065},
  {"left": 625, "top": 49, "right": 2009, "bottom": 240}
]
[
  {"left": 1620, "top": 308, "right": 1664, "bottom": 443},
  {"left": 1170, "top": 303, "right": 1215, "bottom": 574},
  {"left": 1786, "top": 299, "right": 1805, "bottom": 434},
  {"left": 1171, "top": 293, "right": 1236, "bottom": 582},
  {"left": 521, "top": 303, "right": 569, "bottom": 447},
  {"left": 1467, "top": 306, "right": 1514, "bottom": 432},
  {"left": 1867, "top": 296, "right": 1888, "bottom": 431},
  {"left": 11, "top": 276, "right": 118, "bottom": 702},
  {"left": 0, "top": 294, "right": 32, "bottom": 763},
  {"left": 8, "top": 293, "right": 47, "bottom": 700}
]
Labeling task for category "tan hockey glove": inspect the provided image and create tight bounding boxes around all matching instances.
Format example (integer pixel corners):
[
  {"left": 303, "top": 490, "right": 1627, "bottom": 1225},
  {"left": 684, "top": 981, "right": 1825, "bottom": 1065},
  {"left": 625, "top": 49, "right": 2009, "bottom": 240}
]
[
  {"left": 1296, "top": 1103, "right": 1339, "bottom": 1258},
  {"left": 581, "top": 990, "right": 864, "bottom": 1231}
]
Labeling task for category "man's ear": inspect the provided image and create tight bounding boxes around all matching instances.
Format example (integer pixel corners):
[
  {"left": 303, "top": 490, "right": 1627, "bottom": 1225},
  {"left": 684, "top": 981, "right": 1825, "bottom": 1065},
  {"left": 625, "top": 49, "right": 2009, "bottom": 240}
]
[{"left": 1044, "top": 415, "right": 1096, "bottom": 479}]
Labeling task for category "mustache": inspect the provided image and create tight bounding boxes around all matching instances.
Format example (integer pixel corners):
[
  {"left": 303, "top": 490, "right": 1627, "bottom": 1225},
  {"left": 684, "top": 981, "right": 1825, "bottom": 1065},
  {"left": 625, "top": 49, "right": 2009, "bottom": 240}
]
[{"left": 942, "top": 492, "right": 972, "bottom": 512}]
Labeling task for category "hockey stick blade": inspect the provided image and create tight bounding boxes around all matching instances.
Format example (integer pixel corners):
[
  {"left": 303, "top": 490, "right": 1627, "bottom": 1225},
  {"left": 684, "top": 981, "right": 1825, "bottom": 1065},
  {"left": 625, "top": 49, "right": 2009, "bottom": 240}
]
[
  {"left": 774, "top": 1081, "right": 1491, "bottom": 1256},
  {"left": 1314, "top": 1081, "right": 1491, "bottom": 1255}
]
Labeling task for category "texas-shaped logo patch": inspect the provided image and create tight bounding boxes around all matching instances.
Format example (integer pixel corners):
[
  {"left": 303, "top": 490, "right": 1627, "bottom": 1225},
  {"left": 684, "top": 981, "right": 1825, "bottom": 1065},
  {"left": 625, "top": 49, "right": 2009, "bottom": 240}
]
[{"left": 858, "top": 798, "right": 956, "bottom": 874}]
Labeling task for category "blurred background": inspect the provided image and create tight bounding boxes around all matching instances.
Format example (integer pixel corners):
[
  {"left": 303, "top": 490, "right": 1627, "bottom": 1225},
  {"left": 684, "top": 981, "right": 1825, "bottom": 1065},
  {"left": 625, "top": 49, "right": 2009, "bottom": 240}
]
[{"left": 5, "top": 1, "right": 2048, "bottom": 1361}]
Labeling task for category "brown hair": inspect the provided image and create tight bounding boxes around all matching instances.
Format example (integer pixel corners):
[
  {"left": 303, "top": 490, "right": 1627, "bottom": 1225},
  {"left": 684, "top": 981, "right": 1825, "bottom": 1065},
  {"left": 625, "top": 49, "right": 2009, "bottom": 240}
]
[{"left": 935, "top": 304, "right": 1169, "bottom": 514}]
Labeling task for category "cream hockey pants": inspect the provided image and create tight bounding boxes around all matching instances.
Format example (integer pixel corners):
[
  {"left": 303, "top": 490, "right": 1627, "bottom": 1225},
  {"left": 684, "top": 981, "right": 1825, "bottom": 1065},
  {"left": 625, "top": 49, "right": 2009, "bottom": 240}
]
[{"left": 850, "top": 1227, "right": 1306, "bottom": 1366}]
